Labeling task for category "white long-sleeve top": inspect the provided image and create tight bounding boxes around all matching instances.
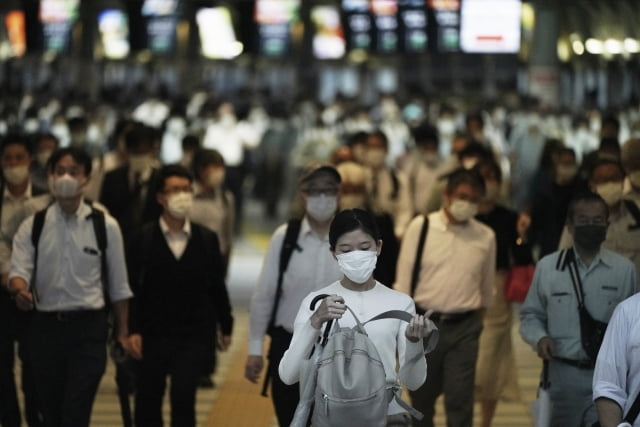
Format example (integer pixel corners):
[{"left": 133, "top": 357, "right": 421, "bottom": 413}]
[{"left": 279, "top": 281, "right": 433, "bottom": 415}]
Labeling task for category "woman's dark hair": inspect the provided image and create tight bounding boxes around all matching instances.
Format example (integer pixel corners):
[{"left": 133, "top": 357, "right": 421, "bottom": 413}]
[
  {"left": 47, "top": 147, "right": 92, "bottom": 175},
  {"left": 329, "top": 208, "right": 381, "bottom": 251}
]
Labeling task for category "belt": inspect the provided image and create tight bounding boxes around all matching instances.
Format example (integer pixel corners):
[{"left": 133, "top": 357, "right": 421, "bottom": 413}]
[
  {"left": 37, "top": 309, "right": 103, "bottom": 322},
  {"left": 555, "top": 357, "right": 595, "bottom": 370},
  {"left": 429, "top": 310, "right": 477, "bottom": 323}
]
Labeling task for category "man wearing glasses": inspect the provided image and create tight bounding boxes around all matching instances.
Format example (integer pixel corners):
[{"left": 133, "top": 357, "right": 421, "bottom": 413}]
[
  {"left": 245, "top": 163, "right": 343, "bottom": 426},
  {"left": 520, "top": 192, "right": 638, "bottom": 427},
  {"left": 126, "top": 164, "right": 233, "bottom": 427}
]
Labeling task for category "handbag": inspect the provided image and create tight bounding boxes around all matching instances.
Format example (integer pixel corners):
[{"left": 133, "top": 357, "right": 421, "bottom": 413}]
[{"left": 504, "top": 264, "right": 536, "bottom": 302}]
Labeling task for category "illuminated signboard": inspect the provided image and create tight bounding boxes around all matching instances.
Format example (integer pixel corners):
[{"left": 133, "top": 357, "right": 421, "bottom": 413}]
[
  {"left": 460, "top": 0, "right": 521, "bottom": 53},
  {"left": 141, "top": 0, "right": 179, "bottom": 54},
  {"left": 40, "top": 0, "right": 79, "bottom": 53},
  {"left": 3, "top": 11, "right": 26, "bottom": 57},
  {"left": 311, "top": 5, "right": 346, "bottom": 59},
  {"left": 98, "top": 9, "right": 130, "bottom": 59},
  {"left": 398, "top": 0, "right": 427, "bottom": 53},
  {"left": 255, "top": 0, "right": 300, "bottom": 57},
  {"left": 342, "top": 0, "right": 371, "bottom": 51},
  {"left": 371, "top": 0, "right": 398, "bottom": 53},
  {"left": 197, "top": 7, "right": 242, "bottom": 59},
  {"left": 428, "top": 0, "right": 460, "bottom": 52}
]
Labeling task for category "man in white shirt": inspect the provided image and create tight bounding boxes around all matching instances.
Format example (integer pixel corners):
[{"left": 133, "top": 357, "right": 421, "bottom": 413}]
[
  {"left": 8, "top": 147, "right": 133, "bottom": 427},
  {"left": 394, "top": 167, "right": 496, "bottom": 427},
  {"left": 593, "top": 292, "right": 640, "bottom": 427},
  {"left": 244, "top": 164, "right": 343, "bottom": 426}
]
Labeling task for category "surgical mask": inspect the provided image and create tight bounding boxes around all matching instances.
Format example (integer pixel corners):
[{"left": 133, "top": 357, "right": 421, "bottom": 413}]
[
  {"left": 3, "top": 165, "right": 30, "bottom": 185},
  {"left": 167, "top": 192, "right": 193, "bottom": 219},
  {"left": 573, "top": 225, "right": 607, "bottom": 251},
  {"left": 129, "top": 154, "right": 153, "bottom": 174},
  {"left": 336, "top": 250, "right": 377, "bottom": 284},
  {"left": 36, "top": 149, "right": 53, "bottom": 168},
  {"left": 421, "top": 151, "right": 439, "bottom": 167},
  {"left": 461, "top": 157, "right": 478, "bottom": 170},
  {"left": 207, "top": 169, "right": 225, "bottom": 188},
  {"left": 364, "top": 148, "right": 386, "bottom": 168},
  {"left": 438, "top": 119, "right": 456, "bottom": 136},
  {"left": 448, "top": 199, "right": 478, "bottom": 222},
  {"left": 484, "top": 181, "right": 500, "bottom": 201},
  {"left": 306, "top": 194, "right": 337, "bottom": 222},
  {"left": 595, "top": 182, "right": 623, "bottom": 206},
  {"left": 629, "top": 171, "right": 640, "bottom": 188},
  {"left": 49, "top": 174, "right": 82, "bottom": 198}
]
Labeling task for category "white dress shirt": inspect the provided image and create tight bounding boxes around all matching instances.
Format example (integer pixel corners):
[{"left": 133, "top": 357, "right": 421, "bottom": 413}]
[
  {"left": 248, "top": 217, "right": 342, "bottom": 356},
  {"left": 159, "top": 216, "right": 191, "bottom": 259},
  {"left": 9, "top": 200, "right": 132, "bottom": 311},
  {"left": 593, "top": 293, "right": 640, "bottom": 426},
  {"left": 394, "top": 210, "right": 496, "bottom": 313}
]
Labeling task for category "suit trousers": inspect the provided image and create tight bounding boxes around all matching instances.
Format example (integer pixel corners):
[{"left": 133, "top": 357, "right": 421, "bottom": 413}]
[
  {"left": 267, "top": 327, "right": 299, "bottom": 427},
  {"left": 409, "top": 311, "right": 483, "bottom": 427}
]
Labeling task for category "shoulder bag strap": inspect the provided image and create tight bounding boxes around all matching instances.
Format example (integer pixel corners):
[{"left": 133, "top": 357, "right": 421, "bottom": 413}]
[
  {"left": 623, "top": 199, "right": 640, "bottom": 230},
  {"left": 410, "top": 215, "right": 429, "bottom": 298},
  {"left": 565, "top": 248, "right": 587, "bottom": 308},
  {"left": 625, "top": 386, "right": 640, "bottom": 423}
]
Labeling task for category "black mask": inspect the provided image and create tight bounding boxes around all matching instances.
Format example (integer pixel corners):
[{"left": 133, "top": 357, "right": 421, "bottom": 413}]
[{"left": 573, "top": 225, "right": 607, "bottom": 250}]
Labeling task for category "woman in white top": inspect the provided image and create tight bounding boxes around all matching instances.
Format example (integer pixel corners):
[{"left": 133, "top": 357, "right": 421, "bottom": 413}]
[{"left": 279, "top": 208, "right": 438, "bottom": 426}]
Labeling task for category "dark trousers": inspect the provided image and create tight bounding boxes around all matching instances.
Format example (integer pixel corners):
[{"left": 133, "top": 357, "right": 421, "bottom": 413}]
[
  {"left": 28, "top": 310, "right": 108, "bottom": 427},
  {"left": 134, "top": 334, "right": 208, "bottom": 427},
  {"left": 409, "top": 312, "right": 483, "bottom": 427},
  {"left": 0, "top": 292, "right": 40, "bottom": 427},
  {"left": 267, "top": 327, "right": 299, "bottom": 427}
]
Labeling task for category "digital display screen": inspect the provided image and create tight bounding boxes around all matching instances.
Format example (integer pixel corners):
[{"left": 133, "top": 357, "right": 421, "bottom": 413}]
[
  {"left": 428, "top": 0, "right": 460, "bottom": 52},
  {"left": 141, "top": 0, "right": 179, "bottom": 17},
  {"left": 398, "top": 0, "right": 427, "bottom": 53},
  {"left": 342, "top": 0, "right": 371, "bottom": 51},
  {"left": 255, "top": 0, "right": 300, "bottom": 57},
  {"left": 197, "top": 7, "right": 242, "bottom": 59},
  {"left": 4, "top": 11, "right": 26, "bottom": 57},
  {"left": 460, "top": 0, "right": 521, "bottom": 53},
  {"left": 98, "top": 9, "right": 130, "bottom": 59},
  {"left": 311, "top": 5, "right": 345, "bottom": 59},
  {"left": 39, "top": 0, "right": 79, "bottom": 52},
  {"left": 371, "top": 0, "right": 399, "bottom": 53},
  {"left": 146, "top": 16, "right": 177, "bottom": 54}
]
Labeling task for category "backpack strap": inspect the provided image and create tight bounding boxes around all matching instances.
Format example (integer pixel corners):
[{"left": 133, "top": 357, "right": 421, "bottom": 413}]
[
  {"left": 86, "top": 205, "right": 109, "bottom": 305},
  {"left": 624, "top": 199, "right": 640, "bottom": 230},
  {"left": 411, "top": 215, "right": 429, "bottom": 300}
]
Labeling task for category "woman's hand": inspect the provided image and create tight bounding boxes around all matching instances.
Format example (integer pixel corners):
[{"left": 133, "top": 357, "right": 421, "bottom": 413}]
[
  {"left": 405, "top": 310, "right": 436, "bottom": 343},
  {"left": 310, "top": 294, "right": 346, "bottom": 329}
]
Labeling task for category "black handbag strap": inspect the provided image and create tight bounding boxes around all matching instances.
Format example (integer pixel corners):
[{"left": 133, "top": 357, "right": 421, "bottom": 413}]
[
  {"left": 411, "top": 215, "right": 429, "bottom": 297},
  {"left": 562, "top": 248, "right": 587, "bottom": 308},
  {"left": 625, "top": 385, "right": 640, "bottom": 423}
]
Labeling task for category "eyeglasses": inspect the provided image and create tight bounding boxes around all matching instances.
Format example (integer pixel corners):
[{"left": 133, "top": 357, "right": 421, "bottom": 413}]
[
  {"left": 302, "top": 187, "right": 339, "bottom": 196},
  {"left": 573, "top": 215, "right": 608, "bottom": 226}
]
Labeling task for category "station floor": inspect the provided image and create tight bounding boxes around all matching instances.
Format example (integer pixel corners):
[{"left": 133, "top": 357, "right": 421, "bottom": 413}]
[{"left": 18, "top": 200, "right": 545, "bottom": 426}]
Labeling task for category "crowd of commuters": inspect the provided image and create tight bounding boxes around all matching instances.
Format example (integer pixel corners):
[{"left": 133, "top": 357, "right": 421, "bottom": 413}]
[{"left": 0, "top": 87, "right": 639, "bottom": 426}]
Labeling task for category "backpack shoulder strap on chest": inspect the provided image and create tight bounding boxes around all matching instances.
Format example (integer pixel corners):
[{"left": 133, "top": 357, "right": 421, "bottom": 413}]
[
  {"left": 411, "top": 215, "right": 429, "bottom": 297},
  {"left": 623, "top": 199, "right": 640, "bottom": 230}
]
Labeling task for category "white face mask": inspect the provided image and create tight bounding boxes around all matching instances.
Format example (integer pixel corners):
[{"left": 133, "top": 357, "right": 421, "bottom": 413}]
[
  {"left": 596, "top": 181, "right": 624, "bottom": 206},
  {"left": 421, "top": 151, "right": 439, "bottom": 167},
  {"left": 3, "top": 165, "right": 30, "bottom": 185},
  {"left": 448, "top": 199, "right": 478, "bottom": 222},
  {"left": 167, "top": 191, "right": 193, "bottom": 219},
  {"left": 336, "top": 250, "right": 377, "bottom": 284},
  {"left": 129, "top": 154, "right": 153, "bottom": 174},
  {"left": 207, "top": 169, "right": 225, "bottom": 188},
  {"left": 629, "top": 171, "right": 640, "bottom": 188},
  {"left": 306, "top": 194, "right": 337, "bottom": 222},
  {"left": 556, "top": 164, "right": 577, "bottom": 182},
  {"left": 364, "top": 148, "right": 386, "bottom": 168},
  {"left": 36, "top": 149, "right": 53, "bottom": 168},
  {"left": 49, "top": 174, "right": 82, "bottom": 198},
  {"left": 484, "top": 181, "right": 500, "bottom": 201}
]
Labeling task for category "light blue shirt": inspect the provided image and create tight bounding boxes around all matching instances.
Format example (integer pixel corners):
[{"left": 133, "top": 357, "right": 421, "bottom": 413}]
[
  {"left": 9, "top": 200, "right": 132, "bottom": 311},
  {"left": 520, "top": 247, "right": 638, "bottom": 360}
]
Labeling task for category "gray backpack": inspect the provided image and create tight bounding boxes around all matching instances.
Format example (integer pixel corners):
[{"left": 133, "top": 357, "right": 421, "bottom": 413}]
[{"left": 292, "top": 294, "right": 425, "bottom": 427}]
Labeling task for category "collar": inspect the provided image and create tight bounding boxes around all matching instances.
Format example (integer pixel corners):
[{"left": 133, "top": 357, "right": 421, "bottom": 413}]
[
  {"left": 3, "top": 182, "right": 32, "bottom": 201},
  {"left": 159, "top": 216, "right": 191, "bottom": 237},
  {"left": 571, "top": 246, "right": 614, "bottom": 269},
  {"left": 52, "top": 197, "right": 91, "bottom": 220},
  {"left": 300, "top": 216, "right": 330, "bottom": 241}
]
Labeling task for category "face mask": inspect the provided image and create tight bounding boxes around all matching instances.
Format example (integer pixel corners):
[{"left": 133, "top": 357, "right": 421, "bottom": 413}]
[
  {"left": 484, "top": 181, "right": 500, "bottom": 201},
  {"left": 129, "top": 154, "right": 152, "bottom": 174},
  {"left": 556, "top": 164, "right": 577, "bottom": 182},
  {"left": 306, "top": 194, "right": 337, "bottom": 222},
  {"left": 629, "top": 171, "right": 640, "bottom": 188},
  {"left": 167, "top": 192, "right": 193, "bottom": 219},
  {"left": 50, "top": 174, "right": 82, "bottom": 198},
  {"left": 573, "top": 225, "right": 607, "bottom": 251},
  {"left": 36, "top": 149, "right": 53, "bottom": 168},
  {"left": 462, "top": 158, "right": 478, "bottom": 170},
  {"left": 595, "top": 182, "right": 623, "bottom": 206},
  {"left": 448, "top": 199, "right": 478, "bottom": 222},
  {"left": 207, "top": 169, "right": 225, "bottom": 188},
  {"left": 340, "top": 194, "right": 366, "bottom": 210},
  {"left": 4, "top": 166, "right": 30, "bottom": 185},
  {"left": 421, "top": 151, "right": 439, "bottom": 167},
  {"left": 336, "top": 250, "right": 377, "bottom": 284},
  {"left": 364, "top": 148, "right": 386, "bottom": 168},
  {"left": 438, "top": 119, "right": 456, "bottom": 136}
]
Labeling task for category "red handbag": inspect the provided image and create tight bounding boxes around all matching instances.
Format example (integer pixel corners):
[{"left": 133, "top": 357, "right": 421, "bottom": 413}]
[{"left": 504, "top": 264, "right": 536, "bottom": 302}]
